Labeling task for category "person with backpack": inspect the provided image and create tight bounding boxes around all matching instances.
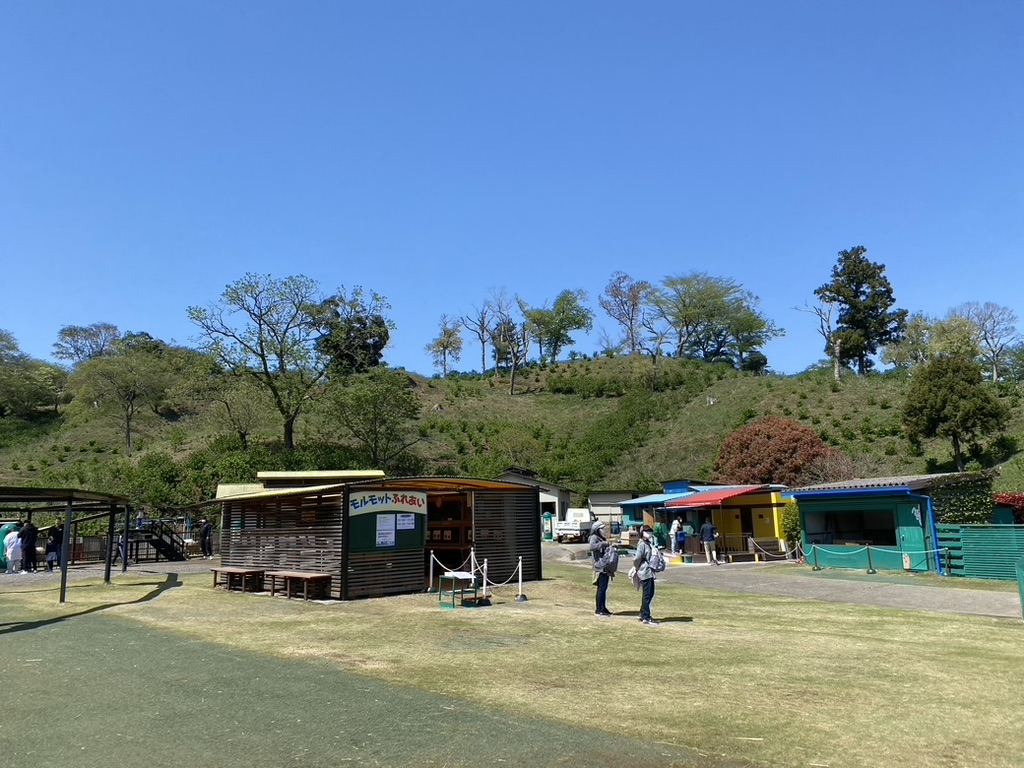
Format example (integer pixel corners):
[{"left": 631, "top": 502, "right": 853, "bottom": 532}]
[
  {"left": 699, "top": 516, "right": 720, "bottom": 565},
  {"left": 589, "top": 520, "right": 617, "bottom": 617},
  {"left": 632, "top": 524, "right": 665, "bottom": 626}
]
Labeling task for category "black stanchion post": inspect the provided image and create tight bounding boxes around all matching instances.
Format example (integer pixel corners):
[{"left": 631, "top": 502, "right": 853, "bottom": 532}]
[
  {"left": 944, "top": 547, "right": 951, "bottom": 575},
  {"left": 811, "top": 545, "right": 821, "bottom": 571},
  {"left": 866, "top": 545, "right": 876, "bottom": 574}
]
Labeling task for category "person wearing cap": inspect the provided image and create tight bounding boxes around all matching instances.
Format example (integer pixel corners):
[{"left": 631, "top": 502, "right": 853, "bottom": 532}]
[
  {"left": 632, "top": 525, "right": 659, "bottom": 626},
  {"left": 588, "top": 520, "right": 614, "bottom": 617}
]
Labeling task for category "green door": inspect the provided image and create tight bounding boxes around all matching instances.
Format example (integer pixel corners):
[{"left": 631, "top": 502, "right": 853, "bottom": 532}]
[{"left": 896, "top": 503, "right": 927, "bottom": 571}]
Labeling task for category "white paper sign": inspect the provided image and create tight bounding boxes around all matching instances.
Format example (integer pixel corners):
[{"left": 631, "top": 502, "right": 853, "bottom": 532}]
[
  {"left": 376, "top": 514, "right": 396, "bottom": 547},
  {"left": 396, "top": 513, "right": 416, "bottom": 531}
]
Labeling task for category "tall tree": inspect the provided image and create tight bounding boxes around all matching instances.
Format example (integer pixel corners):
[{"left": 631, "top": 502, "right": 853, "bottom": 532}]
[
  {"left": 315, "top": 286, "right": 394, "bottom": 378},
  {"left": 68, "top": 342, "right": 179, "bottom": 454},
  {"left": 460, "top": 301, "right": 493, "bottom": 375},
  {"left": 490, "top": 292, "right": 530, "bottom": 395},
  {"left": 814, "top": 246, "right": 907, "bottom": 375},
  {"left": 653, "top": 273, "right": 781, "bottom": 365},
  {"left": 188, "top": 273, "right": 330, "bottom": 451},
  {"left": 882, "top": 313, "right": 980, "bottom": 370},
  {"left": 901, "top": 357, "right": 1009, "bottom": 471},
  {"left": 425, "top": 315, "right": 464, "bottom": 376},
  {"left": 599, "top": 272, "right": 651, "bottom": 356},
  {"left": 323, "top": 368, "right": 421, "bottom": 472},
  {"left": 53, "top": 322, "right": 121, "bottom": 364},
  {"left": 518, "top": 289, "right": 594, "bottom": 363},
  {"left": 951, "top": 301, "right": 1018, "bottom": 381}
]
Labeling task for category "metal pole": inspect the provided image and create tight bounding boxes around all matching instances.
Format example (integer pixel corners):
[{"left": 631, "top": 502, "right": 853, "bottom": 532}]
[
  {"left": 59, "top": 500, "right": 72, "bottom": 604},
  {"left": 944, "top": 547, "right": 951, "bottom": 576},
  {"left": 103, "top": 504, "right": 115, "bottom": 583},
  {"left": 123, "top": 506, "right": 132, "bottom": 573},
  {"left": 811, "top": 545, "right": 821, "bottom": 571},
  {"left": 481, "top": 559, "right": 488, "bottom": 600},
  {"left": 866, "top": 545, "right": 876, "bottom": 574},
  {"left": 429, "top": 549, "right": 434, "bottom": 592}
]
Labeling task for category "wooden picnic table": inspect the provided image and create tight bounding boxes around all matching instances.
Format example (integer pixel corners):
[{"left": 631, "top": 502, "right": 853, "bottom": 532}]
[
  {"left": 212, "top": 566, "right": 265, "bottom": 593},
  {"left": 264, "top": 570, "right": 332, "bottom": 601}
]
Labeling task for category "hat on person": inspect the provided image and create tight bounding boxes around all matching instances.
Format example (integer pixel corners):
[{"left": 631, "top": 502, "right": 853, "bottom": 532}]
[{"left": 591, "top": 520, "right": 605, "bottom": 533}]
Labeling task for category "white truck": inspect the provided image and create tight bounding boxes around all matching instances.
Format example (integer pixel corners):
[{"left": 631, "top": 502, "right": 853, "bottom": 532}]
[{"left": 555, "top": 508, "right": 597, "bottom": 543}]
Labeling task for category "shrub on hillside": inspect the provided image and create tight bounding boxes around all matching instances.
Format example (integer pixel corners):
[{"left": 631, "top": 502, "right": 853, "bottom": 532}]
[{"left": 713, "top": 417, "right": 855, "bottom": 487}]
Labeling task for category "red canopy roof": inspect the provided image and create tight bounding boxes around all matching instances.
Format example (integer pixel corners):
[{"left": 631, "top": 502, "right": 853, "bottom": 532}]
[{"left": 664, "top": 485, "right": 769, "bottom": 508}]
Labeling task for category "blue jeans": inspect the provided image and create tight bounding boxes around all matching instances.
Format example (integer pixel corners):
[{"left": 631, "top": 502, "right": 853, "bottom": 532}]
[
  {"left": 639, "top": 577, "right": 655, "bottom": 621},
  {"left": 595, "top": 572, "right": 610, "bottom": 613}
]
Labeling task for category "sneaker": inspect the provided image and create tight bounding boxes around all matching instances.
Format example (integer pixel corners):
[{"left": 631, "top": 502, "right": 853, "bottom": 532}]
[
  {"left": 642, "top": 619, "right": 660, "bottom": 626},
  {"left": 596, "top": 610, "right": 612, "bottom": 617}
]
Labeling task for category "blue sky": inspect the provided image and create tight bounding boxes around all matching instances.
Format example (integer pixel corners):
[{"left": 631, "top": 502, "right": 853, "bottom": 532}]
[{"left": 2, "top": 2, "right": 1022, "bottom": 376}]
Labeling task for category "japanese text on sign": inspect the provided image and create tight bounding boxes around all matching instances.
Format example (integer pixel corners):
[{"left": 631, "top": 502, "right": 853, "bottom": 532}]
[{"left": 349, "top": 491, "right": 427, "bottom": 515}]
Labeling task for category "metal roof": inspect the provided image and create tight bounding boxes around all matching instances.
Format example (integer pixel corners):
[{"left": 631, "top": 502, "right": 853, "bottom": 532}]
[
  {"left": 620, "top": 492, "right": 696, "bottom": 507},
  {"left": 0, "top": 486, "right": 130, "bottom": 505},
  {"left": 210, "top": 476, "right": 535, "bottom": 505},
  {"left": 349, "top": 476, "right": 536, "bottom": 493},
  {"left": 665, "top": 485, "right": 772, "bottom": 508},
  {"left": 785, "top": 472, "right": 987, "bottom": 496}
]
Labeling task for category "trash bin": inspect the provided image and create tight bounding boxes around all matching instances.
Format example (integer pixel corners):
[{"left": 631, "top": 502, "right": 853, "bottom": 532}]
[{"left": 1016, "top": 556, "right": 1024, "bottom": 623}]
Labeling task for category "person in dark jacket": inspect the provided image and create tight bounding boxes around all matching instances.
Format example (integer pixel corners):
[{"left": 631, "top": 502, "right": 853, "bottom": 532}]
[
  {"left": 588, "top": 520, "right": 614, "bottom": 617},
  {"left": 47, "top": 521, "right": 64, "bottom": 571},
  {"left": 199, "top": 518, "right": 213, "bottom": 559},
  {"left": 18, "top": 520, "right": 39, "bottom": 572},
  {"left": 699, "top": 517, "right": 719, "bottom": 565}
]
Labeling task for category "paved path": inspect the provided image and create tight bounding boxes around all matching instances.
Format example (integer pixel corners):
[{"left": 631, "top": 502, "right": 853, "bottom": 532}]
[{"left": 550, "top": 543, "right": 1023, "bottom": 620}]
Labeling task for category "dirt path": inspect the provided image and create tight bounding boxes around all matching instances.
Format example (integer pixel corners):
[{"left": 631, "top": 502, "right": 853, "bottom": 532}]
[{"left": 550, "top": 543, "right": 1023, "bottom": 620}]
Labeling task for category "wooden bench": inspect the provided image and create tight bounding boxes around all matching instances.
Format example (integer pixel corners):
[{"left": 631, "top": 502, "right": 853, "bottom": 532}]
[
  {"left": 438, "top": 570, "right": 478, "bottom": 609},
  {"left": 264, "top": 570, "right": 332, "bottom": 601},
  {"left": 212, "top": 566, "right": 265, "bottom": 593}
]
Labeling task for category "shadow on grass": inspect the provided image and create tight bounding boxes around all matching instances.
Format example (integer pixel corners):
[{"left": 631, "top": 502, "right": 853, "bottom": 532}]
[
  {"left": 608, "top": 610, "right": 695, "bottom": 623},
  {"left": 0, "top": 572, "right": 182, "bottom": 636}
]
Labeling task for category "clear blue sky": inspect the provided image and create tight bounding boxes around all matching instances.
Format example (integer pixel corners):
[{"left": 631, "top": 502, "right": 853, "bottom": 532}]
[{"left": 2, "top": 2, "right": 1022, "bottom": 376}]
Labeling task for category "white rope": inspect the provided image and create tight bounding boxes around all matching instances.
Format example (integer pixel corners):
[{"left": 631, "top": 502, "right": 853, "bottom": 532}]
[
  {"left": 429, "top": 550, "right": 473, "bottom": 572},
  {"left": 477, "top": 558, "right": 523, "bottom": 589}
]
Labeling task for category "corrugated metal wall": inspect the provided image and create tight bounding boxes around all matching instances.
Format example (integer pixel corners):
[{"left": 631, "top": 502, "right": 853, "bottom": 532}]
[
  {"left": 473, "top": 490, "right": 541, "bottom": 583},
  {"left": 936, "top": 524, "right": 1024, "bottom": 580},
  {"left": 221, "top": 493, "right": 344, "bottom": 599}
]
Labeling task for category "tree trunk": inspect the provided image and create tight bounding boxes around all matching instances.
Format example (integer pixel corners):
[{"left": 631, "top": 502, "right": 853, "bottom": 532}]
[
  {"left": 284, "top": 415, "right": 296, "bottom": 452},
  {"left": 832, "top": 337, "right": 841, "bottom": 382},
  {"left": 509, "top": 363, "right": 518, "bottom": 396},
  {"left": 952, "top": 433, "right": 964, "bottom": 471}
]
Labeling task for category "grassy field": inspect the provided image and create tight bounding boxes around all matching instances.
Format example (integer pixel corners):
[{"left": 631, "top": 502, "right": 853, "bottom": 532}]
[{"left": 2, "top": 562, "right": 1022, "bottom": 768}]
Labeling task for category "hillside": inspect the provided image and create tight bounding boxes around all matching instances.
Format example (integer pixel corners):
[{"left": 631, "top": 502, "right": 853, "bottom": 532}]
[{"left": 1, "top": 356, "right": 1023, "bottom": 509}]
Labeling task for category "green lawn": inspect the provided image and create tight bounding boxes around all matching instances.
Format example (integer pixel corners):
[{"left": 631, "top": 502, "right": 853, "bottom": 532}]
[{"left": 2, "top": 563, "right": 1022, "bottom": 768}]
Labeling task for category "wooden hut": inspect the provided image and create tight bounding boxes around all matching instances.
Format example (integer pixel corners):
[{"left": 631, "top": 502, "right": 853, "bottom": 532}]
[{"left": 216, "top": 472, "right": 541, "bottom": 600}]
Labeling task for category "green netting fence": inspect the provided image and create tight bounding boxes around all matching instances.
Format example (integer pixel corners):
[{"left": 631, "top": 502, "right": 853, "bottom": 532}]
[{"left": 936, "top": 524, "right": 1024, "bottom": 581}]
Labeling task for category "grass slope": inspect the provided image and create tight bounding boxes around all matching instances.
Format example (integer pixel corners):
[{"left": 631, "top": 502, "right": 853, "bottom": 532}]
[{"left": 2, "top": 357, "right": 1023, "bottom": 501}]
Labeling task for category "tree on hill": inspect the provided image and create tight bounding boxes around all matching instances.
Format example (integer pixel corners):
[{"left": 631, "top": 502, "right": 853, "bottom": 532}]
[
  {"left": 315, "top": 286, "right": 394, "bottom": 378},
  {"left": 188, "top": 273, "right": 330, "bottom": 452},
  {"left": 426, "top": 315, "right": 463, "bottom": 377},
  {"left": 68, "top": 338, "right": 184, "bottom": 454},
  {"left": 599, "top": 272, "right": 651, "bottom": 356},
  {"left": 882, "top": 312, "right": 980, "bottom": 370},
  {"left": 951, "top": 301, "right": 1018, "bottom": 382},
  {"left": 321, "top": 367, "right": 422, "bottom": 472},
  {"left": 517, "top": 289, "right": 594, "bottom": 363},
  {"left": 461, "top": 301, "right": 492, "bottom": 374},
  {"left": 713, "top": 417, "right": 854, "bottom": 487},
  {"left": 651, "top": 273, "right": 781, "bottom": 367},
  {"left": 0, "top": 330, "right": 67, "bottom": 417},
  {"left": 814, "top": 246, "right": 907, "bottom": 375},
  {"left": 53, "top": 322, "right": 121, "bottom": 364},
  {"left": 901, "top": 357, "right": 1009, "bottom": 471}
]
